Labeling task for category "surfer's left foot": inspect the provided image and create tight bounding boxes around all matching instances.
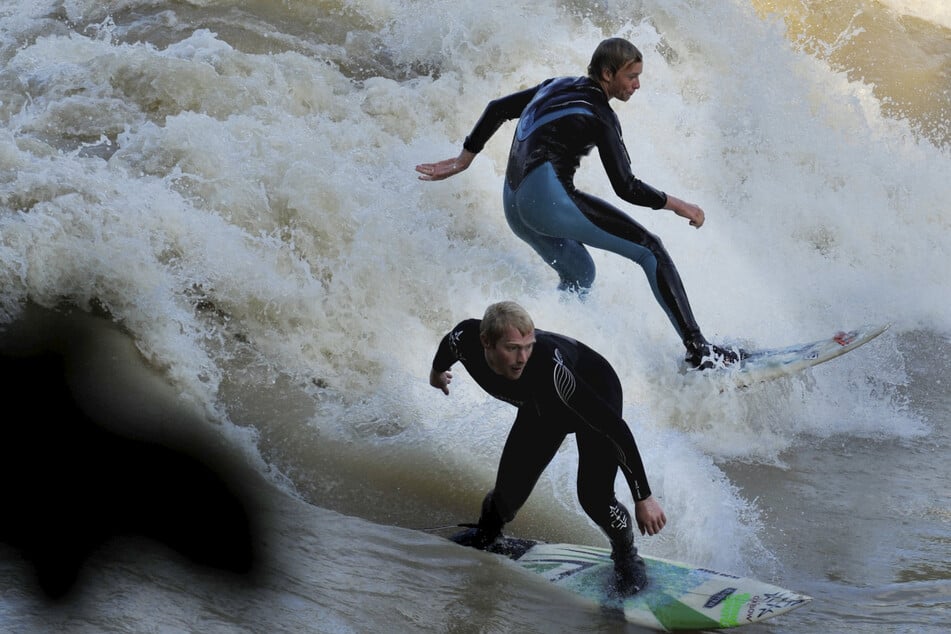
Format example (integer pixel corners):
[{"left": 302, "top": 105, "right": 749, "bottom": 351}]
[
  {"left": 685, "top": 339, "right": 746, "bottom": 370},
  {"left": 611, "top": 547, "right": 648, "bottom": 596}
]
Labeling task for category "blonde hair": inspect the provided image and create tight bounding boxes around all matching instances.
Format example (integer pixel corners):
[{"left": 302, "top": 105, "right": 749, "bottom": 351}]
[
  {"left": 587, "top": 37, "right": 643, "bottom": 82},
  {"left": 480, "top": 301, "right": 535, "bottom": 346}
]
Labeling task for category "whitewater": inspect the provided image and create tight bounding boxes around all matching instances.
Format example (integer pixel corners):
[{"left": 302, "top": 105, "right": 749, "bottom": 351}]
[{"left": 1, "top": 0, "right": 948, "bottom": 632}]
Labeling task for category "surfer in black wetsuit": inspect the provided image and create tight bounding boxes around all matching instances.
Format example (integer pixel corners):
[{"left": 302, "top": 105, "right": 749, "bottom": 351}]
[
  {"left": 417, "top": 38, "right": 739, "bottom": 369},
  {"left": 430, "top": 301, "right": 666, "bottom": 596}
]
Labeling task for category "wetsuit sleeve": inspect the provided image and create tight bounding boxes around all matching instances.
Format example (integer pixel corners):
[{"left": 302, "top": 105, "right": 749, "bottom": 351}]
[
  {"left": 550, "top": 356, "right": 653, "bottom": 501},
  {"left": 431, "top": 331, "right": 460, "bottom": 372},
  {"left": 463, "top": 85, "right": 541, "bottom": 154},
  {"left": 594, "top": 114, "right": 668, "bottom": 210},
  {"left": 431, "top": 319, "right": 476, "bottom": 372}
]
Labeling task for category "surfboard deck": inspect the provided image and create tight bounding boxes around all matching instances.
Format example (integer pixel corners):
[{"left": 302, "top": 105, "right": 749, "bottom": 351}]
[
  {"left": 693, "top": 323, "right": 889, "bottom": 387},
  {"left": 472, "top": 537, "right": 810, "bottom": 631}
]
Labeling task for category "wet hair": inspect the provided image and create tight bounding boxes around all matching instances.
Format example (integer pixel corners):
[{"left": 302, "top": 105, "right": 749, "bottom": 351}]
[
  {"left": 587, "top": 37, "right": 643, "bottom": 82},
  {"left": 480, "top": 301, "right": 535, "bottom": 346}
]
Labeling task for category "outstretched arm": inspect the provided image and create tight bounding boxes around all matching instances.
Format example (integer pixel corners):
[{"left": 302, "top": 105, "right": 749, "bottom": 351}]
[
  {"left": 415, "top": 149, "right": 476, "bottom": 181},
  {"left": 416, "top": 85, "right": 540, "bottom": 182}
]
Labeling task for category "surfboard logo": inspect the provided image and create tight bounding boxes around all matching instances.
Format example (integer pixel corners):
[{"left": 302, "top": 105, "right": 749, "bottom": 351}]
[{"left": 704, "top": 587, "right": 738, "bottom": 608}]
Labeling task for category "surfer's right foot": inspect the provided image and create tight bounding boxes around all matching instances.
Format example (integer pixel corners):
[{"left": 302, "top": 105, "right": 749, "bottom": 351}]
[
  {"left": 611, "top": 547, "right": 648, "bottom": 596},
  {"left": 449, "top": 525, "right": 501, "bottom": 550},
  {"left": 684, "top": 339, "right": 745, "bottom": 370}
]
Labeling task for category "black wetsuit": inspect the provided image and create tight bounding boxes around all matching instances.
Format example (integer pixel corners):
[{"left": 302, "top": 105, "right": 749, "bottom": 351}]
[
  {"left": 431, "top": 318, "right": 652, "bottom": 547},
  {"left": 464, "top": 76, "right": 704, "bottom": 347}
]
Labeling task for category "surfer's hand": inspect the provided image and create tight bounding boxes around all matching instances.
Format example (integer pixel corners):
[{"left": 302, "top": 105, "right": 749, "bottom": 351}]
[
  {"left": 430, "top": 368, "right": 452, "bottom": 395},
  {"left": 634, "top": 496, "right": 667, "bottom": 536},
  {"left": 416, "top": 150, "right": 475, "bottom": 181},
  {"left": 665, "top": 195, "right": 705, "bottom": 228}
]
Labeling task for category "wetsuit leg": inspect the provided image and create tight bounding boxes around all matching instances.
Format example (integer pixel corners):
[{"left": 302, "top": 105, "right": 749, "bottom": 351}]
[
  {"left": 503, "top": 178, "right": 596, "bottom": 293},
  {"left": 507, "top": 163, "right": 704, "bottom": 345},
  {"left": 575, "top": 431, "right": 636, "bottom": 546},
  {"left": 572, "top": 359, "right": 635, "bottom": 547},
  {"left": 482, "top": 406, "right": 568, "bottom": 528}
]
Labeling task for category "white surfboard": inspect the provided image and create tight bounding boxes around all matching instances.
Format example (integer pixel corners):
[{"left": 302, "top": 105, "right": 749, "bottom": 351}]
[
  {"left": 701, "top": 323, "right": 890, "bottom": 387},
  {"left": 480, "top": 537, "right": 811, "bottom": 631}
]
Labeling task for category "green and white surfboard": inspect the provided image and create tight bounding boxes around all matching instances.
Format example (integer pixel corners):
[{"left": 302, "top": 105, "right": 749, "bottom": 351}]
[{"left": 484, "top": 538, "right": 811, "bottom": 631}]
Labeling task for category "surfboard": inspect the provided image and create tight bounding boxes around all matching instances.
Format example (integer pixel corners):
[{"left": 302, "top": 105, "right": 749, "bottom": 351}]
[
  {"left": 700, "top": 323, "right": 890, "bottom": 387},
  {"left": 474, "top": 536, "right": 811, "bottom": 631}
]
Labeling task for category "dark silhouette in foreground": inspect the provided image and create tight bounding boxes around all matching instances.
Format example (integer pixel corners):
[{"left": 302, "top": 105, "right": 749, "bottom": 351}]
[{"left": 0, "top": 325, "right": 259, "bottom": 600}]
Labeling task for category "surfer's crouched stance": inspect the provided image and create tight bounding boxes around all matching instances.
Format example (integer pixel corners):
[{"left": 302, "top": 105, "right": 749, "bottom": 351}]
[
  {"left": 430, "top": 301, "right": 667, "bottom": 596},
  {"left": 417, "top": 37, "right": 742, "bottom": 370}
]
